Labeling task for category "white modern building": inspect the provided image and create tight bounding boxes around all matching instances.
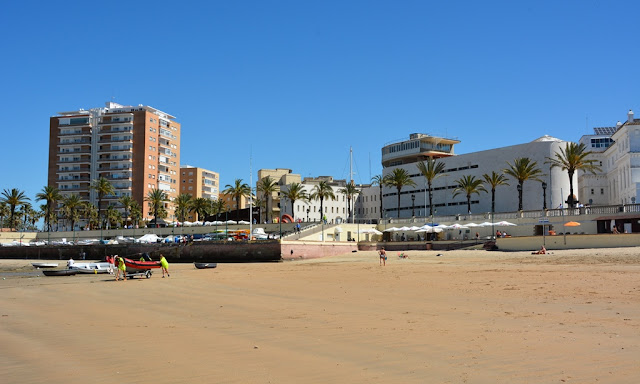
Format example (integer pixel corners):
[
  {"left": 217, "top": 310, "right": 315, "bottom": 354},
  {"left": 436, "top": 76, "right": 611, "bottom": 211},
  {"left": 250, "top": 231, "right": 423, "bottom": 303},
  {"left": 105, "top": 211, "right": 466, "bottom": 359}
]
[{"left": 355, "top": 133, "right": 575, "bottom": 221}]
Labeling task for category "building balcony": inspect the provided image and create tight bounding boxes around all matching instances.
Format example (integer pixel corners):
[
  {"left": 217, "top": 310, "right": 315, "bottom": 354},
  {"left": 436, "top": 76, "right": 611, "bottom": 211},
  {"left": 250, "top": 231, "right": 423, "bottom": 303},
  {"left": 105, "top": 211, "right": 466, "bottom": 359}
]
[
  {"left": 59, "top": 130, "right": 91, "bottom": 136},
  {"left": 101, "top": 174, "right": 132, "bottom": 181},
  {"left": 58, "top": 176, "right": 90, "bottom": 181},
  {"left": 57, "top": 185, "right": 90, "bottom": 191},
  {"left": 98, "top": 147, "right": 133, "bottom": 153},
  {"left": 57, "top": 158, "right": 91, "bottom": 164},
  {"left": 58, "top": 149, "right": 91, "bottom": 154},
  {"left": 58, "top": 140, "right": 92, "bottom": 146},
  {"left": 98, "top": 127, "right": 133, "bottom": 135},
  {"left": 98, "top": 118, "right": 133, "bottom": 125},
  {"left": 99, "top": 137, "right": 133, "bottom": 143}
]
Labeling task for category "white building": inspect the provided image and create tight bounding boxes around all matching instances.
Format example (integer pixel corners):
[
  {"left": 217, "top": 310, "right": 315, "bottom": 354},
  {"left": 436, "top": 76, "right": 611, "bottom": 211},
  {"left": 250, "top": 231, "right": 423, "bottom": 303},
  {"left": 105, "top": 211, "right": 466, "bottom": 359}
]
[
  {"left": 280, "top": 176, "right": 353, "bottom": 224},
  {"left": 579, "top": 109, "right": 640, "bottom": 205},
  {"left": 355, "top": 133, "right": 575, "bottom": 220}
]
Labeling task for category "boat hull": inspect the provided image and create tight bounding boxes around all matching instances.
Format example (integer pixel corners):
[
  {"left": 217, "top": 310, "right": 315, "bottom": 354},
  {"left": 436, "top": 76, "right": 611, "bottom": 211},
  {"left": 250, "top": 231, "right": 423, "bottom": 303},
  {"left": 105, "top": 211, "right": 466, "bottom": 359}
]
[
  {"left": 32, "top": 263, "right": 58, "bottom": 268},
  {"left": 43, "top": 269, "right": 78, "bottom": 276},
  {"left": 194, "top": 262, "right": 217, "bottom": 269}
]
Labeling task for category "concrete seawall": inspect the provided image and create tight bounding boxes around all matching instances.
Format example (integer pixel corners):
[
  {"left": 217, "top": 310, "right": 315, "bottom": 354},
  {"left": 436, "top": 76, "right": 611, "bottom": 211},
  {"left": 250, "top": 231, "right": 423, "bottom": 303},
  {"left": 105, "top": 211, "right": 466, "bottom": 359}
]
[{"left": 0, "top": 241, "right": 282, "bottom": 263}]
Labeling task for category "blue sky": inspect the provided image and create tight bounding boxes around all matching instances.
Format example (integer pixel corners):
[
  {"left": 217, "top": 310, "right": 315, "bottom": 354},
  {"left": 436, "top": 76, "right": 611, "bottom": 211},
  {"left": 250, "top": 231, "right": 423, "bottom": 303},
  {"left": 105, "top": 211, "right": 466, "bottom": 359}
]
[{"left": 1, "top": 0, "right": 639, "bottom": 202}]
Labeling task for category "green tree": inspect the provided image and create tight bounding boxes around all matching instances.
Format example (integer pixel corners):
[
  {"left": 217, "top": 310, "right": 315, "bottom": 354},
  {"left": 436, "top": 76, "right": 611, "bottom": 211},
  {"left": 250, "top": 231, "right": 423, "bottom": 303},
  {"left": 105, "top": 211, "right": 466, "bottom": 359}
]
[
  {"left": 90, "top": 177, "right": 115, "bottom": 229},
  {"left": 0, "top": 188, "right": 30, "bottom": 231},
  {"left": 545, "top": 142, "right": 601, "bottom": 208},
  {"left": 118, "top": 195, "right": 134, "bottom": 228},
  {"left": 0, "top": 202, "right": 8, "bottom": 229},
  {"left": 222, "top": 179, "right": 251, "bottom": 221},
  {"left": 174, "top": 193, "right": 192, "bottom": 222},
  {"left": 371, "top": 175, "right": 384, "bottom": 219},
  {"left": 210, "top": 199, "right": 227, "bottom": 219},
  {"left": 190, "top": 197, "right": 210, "bottom": 222},
  {"left": 383, "top": 168, "right": 416, "bottom": 218},
  {"left": 145, "top": 189, "right": 169, "bottom": 227},
  {"left": 504, "top": 157, "right": 544, "bottom": 211},
  {"left": 482, "top": 171, "right": 510, "bottom": 215},
  {"left": 416, "top": 159, "right": 446, "bottom": 217},
  {"left": 36, "top": 185, "right": 61, "bottom": 233},
  {"left": 61, "top": 194, "right": 84, "bottom": 232},
  {"left": 130, "top": 201, "right": 142, "bottom": 228},
  {"left": 257, "top": 176, "right": 278, "bottom": 223},
  {"left": 338, "top": 182, "right": 360, "bottom": 223},
  {"left": 282, "top": 182, "right": 308, "bottom": 221},
  {"left": 105, "top": 205, "right": 121, "bottom": 229},
  {"left": 310, "top": 181, "right": 336, "bottom": 222},
  {"left": 453, "top": 175, "right": 487, "bottom": 214},
  {"left": 83, "top": 203, "right": 99, "bottom": 230}
]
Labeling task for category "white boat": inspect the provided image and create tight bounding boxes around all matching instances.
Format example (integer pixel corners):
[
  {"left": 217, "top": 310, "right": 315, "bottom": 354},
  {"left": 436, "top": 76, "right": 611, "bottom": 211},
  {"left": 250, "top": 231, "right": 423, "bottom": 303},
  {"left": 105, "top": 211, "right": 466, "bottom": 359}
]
[
  {"left": 32, "top": 262, "right": 59, "bottom": 269},
  {"left": 69, "top": 262, "right": 112, "bottom": 274}
]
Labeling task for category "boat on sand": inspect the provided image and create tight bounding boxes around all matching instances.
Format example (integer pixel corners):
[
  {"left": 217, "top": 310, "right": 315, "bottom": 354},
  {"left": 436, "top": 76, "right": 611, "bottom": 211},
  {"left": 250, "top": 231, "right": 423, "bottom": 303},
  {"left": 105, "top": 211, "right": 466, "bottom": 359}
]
[
  {"left": 32, "top": 262, "right": 59, "bottom": 269},
  {"left": 42, "top": 269, "right": 78, "bottom": 276},
  {"left": 194, "top": 262, "right": 217, "bottom": 269}
]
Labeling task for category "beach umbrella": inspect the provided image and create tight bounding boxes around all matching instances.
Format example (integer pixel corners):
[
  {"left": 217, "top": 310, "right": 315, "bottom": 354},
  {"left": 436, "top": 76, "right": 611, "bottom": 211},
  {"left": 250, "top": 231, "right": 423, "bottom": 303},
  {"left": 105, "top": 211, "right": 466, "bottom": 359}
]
[
  {"left": 465, "top": 223, "right": 481, "bottom": 227},
  {"left": 408, "top": 226, "right": 421, "bottom": 231},
  {"left": 448, "top": 223, "right": 468, "bottom": 229},
  {"left": 384, "top": 227, "right": 399, "bottom": 232},
  {"left": 495, "top": 221, "right": 517, "bottom": 226},
  {"left": 226, "top": 220, "right": 237, "bottom": 224},
  {"left": 479, "top": 222, "right": 493, "bottom": 227},
  {"left": 564, "top": 221, "right": 581, "bottom": 227},
  {"left": 238, "top": 220, "right": 251, "bottom": 225}
]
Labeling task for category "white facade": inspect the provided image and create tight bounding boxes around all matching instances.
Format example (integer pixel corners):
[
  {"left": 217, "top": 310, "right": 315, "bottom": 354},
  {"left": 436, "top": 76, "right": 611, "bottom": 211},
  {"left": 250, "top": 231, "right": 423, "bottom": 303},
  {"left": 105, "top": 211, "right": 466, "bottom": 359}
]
[
  {"left": 582, "top": 110, "right": 640, "bottom": 205},
  {"left": 280, "top": 177, "right": 353, "bottom": 224},
  {"left": 357, "top": 134, "right": 576, "bottom": 220}
]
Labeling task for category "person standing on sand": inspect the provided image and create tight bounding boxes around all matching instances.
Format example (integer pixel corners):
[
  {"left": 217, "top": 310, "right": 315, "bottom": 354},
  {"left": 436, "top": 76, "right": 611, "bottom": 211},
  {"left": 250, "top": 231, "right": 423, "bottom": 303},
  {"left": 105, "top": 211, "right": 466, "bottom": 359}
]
[
  {"left": 115, "top": 256, "right": 126, "bottom": 281},
  {"left": 379, "top": 247, "right": 387, "bottom": 266},
  {"left": 160, "top": 254, "right": 170, "bottom": 277}
]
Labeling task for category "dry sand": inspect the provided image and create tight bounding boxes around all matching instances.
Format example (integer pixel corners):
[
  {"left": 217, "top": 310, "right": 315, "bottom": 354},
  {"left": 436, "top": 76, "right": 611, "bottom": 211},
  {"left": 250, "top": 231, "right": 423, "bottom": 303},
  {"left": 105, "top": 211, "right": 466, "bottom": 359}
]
[{"left": 1, "top": 248, "right": 639, "bottom": 384}]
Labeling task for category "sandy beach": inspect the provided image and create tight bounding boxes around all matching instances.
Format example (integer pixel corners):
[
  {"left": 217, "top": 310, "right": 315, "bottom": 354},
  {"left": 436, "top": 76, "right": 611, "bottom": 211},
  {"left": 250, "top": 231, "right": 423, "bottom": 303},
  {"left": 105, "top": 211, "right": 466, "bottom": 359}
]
[{"left": 1, "top": 248, "right": 639, "bottom": 384}]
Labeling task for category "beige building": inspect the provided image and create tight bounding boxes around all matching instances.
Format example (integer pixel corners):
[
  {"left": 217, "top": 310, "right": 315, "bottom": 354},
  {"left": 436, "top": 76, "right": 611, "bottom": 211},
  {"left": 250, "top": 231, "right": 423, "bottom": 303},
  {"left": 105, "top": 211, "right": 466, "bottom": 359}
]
[
  {"left": 256, "top": 168, "right": 301, "bottom": 221},
  {"left": 48, "top": 102, "right": 181, "bottom": 226},
  {"left": 180, "top": 165, "right": 220, "bottom": 221},
  {"left": 219, "top": 192, "right": 250, "bottom": 213}
]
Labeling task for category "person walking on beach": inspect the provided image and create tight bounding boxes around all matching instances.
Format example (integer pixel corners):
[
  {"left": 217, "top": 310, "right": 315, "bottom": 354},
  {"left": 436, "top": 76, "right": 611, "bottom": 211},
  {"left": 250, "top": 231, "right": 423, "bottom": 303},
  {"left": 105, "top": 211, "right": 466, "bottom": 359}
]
[
  {"left": 379, "top": 247, "right": 387, "bottom": 266},
  {"left": 160, "top": 254, "right": 170, "bottom": 278},
  {"left": 115, "top": 256, "right": 126, "bottom": 281}
]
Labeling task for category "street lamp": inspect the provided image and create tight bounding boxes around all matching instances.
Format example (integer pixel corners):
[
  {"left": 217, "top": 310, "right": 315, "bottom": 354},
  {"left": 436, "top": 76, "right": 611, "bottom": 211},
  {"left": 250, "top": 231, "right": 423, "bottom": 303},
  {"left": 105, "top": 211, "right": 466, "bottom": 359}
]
[
  {"left": 517, "top": 184, "right": 523, "bottom": 211},
  {"left": 542, "top": 182, "right": 547, "bottom": 210},
  {"left": 306, "top": 207, "right": 310, "bottom": 222},
  {"left": 411, "top": 194, "right": 415, "bottom": 218}
]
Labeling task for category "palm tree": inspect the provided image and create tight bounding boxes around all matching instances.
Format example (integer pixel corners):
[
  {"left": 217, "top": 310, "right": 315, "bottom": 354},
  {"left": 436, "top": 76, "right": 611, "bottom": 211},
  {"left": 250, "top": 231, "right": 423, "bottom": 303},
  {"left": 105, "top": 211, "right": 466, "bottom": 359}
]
[
  {"left": 145, "top": 188, "right": 169, "bottom": 227},
  {"left": 310, "top": 181, "right": 336, "bottom": 222},
  {"left": 504, "top": 157, "right": 544, "bottom": 211},
  {"left": 130, "top": 201, "right": 142, "bottom": 228},
  {"left": 482, "top": 171, "right": 510, "bottom": 215},
  {"left": 416, "top": 158, "right": 446, "bottom": 217},
  {"left": 338, "top": 182, "right": 360, "bottom": 223},
  {"left": 105, "top": 205, "right": 121, "bottom": 229},
  {"left": 257, "top": 176, "right": 278, "bottom": 223},
  {"left": 90, "top": 177, "right": 115, "bottom": 229},
  {"left": 36, "top": 185, "right": 61, "bottom": 233},
  {"left": 545, "top": 142, "right": 601, "bottom": 208},
  {"left": 222, "top": 179, "right": 251, "bottom": 221},
  {"left": 282, "top": 182, "right": 308, "bottom": 220},
  {"left": 371, "top": 175, "right": 385, "bottom": 219},
  {"left": 383, "top": 168, "right": 416, "bottom": 218},
  {"left": 61, "top": 194, "right": 84, "bottom": 232},
  {"left": 0, "top": 202, "right": 8, "bottom": 229},
  {"left": 83, "top": 203, "right": 99, "bottom": 230},
  {"left": 190, "top": 197, "right": 210, "bottom": 222},
  {"left": 210, "top": 199, "right": 227, "bottom": 220},
  {"left": 118, "top": 195, "right": 134, "bottom": 228},
  {"left": 174, "top": 193, "right": 192, "bottom": 222},
  {"left": 18, "top": 202, "right": 34, "bottom": 231},
  {"left": 453, "top": 175, "right": 487, "bottom": 214},
  {"left": 0, "top": 188, "right": 30, "bottom": 231}
]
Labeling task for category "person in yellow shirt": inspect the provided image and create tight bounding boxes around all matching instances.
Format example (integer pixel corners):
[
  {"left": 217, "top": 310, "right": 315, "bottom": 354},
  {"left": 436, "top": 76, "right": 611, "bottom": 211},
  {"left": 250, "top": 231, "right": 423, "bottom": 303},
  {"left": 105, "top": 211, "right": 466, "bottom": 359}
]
[{"left": 160, "top": 254, "right": 170, "bottom": 278}]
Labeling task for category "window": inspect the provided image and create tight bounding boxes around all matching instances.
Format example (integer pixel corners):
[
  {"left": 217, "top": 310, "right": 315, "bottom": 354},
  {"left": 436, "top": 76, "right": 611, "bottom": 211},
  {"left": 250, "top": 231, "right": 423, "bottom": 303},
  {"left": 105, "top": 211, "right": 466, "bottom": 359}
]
[
  {"left": 591, "top": 189, "right": 594, "bottom": 195},
  {"left": 601, "top": 188, "right": 604, "bottom": 194}
]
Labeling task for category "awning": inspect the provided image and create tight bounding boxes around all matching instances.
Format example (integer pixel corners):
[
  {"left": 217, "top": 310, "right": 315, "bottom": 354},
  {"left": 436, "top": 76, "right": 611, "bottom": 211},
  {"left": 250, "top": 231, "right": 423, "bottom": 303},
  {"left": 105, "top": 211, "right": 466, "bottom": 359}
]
[{"left": 593, "top": 214, "right": 640, "bottom": 221}]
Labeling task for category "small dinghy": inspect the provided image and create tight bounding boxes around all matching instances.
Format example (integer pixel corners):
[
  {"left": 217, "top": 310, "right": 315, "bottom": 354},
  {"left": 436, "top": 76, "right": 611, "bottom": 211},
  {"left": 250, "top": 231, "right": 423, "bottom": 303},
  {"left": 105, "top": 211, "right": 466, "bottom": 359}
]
[
  {"left": 32, "top": 262, "right": 58, "bottom": 269},
  {"left": 43, "top": 269, "right": 78, "bottom": 276},
  {"left": 194, "top": 262, "right": 217, "bottom": 269}
]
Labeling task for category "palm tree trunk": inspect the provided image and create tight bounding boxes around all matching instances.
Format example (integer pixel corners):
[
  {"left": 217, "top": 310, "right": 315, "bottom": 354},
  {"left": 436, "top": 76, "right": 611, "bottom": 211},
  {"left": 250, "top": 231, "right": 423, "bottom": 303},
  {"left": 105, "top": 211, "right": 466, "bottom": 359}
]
[
  {"left": 428, "top": 183, "right": 434, "bottom": 216},
  {"left": 491, "top": 188, "right": 496, "bottom": 213},
  {"left": 568, "top": 171, "right": 575, "bottom": 208},
  {"left": 320, "top": 198, "right": 324, "bottom": 222},
  {"left": 518, "top": 182, "right": 523, "bottom": 211},
  {"left": 396, "top": 187, "right": 401, "bottom": 218}
]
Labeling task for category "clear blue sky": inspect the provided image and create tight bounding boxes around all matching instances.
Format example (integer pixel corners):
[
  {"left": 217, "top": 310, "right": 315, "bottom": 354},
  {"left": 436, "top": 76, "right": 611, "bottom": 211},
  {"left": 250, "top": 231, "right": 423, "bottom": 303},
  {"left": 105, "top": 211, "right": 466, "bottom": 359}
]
[{"left": 1, "top": 0, "right": 639, "bottom": 203}]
